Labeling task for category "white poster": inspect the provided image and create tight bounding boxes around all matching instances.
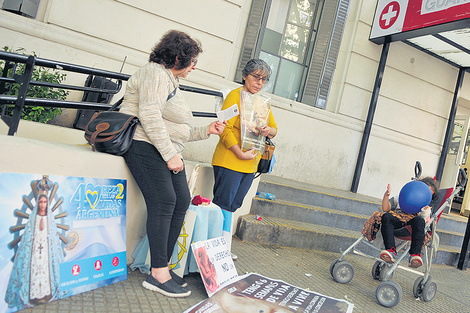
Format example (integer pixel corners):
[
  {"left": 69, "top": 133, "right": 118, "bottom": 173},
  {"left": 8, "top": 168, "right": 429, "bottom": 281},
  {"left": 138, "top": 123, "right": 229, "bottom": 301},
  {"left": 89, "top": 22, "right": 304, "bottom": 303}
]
[{"left": 191, "top": 236, "right": 238, "bottom": 297}]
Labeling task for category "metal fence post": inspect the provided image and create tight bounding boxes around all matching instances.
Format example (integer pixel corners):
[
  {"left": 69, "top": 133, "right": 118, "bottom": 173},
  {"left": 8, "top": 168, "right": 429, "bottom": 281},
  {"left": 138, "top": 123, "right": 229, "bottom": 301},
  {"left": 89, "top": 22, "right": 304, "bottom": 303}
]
[{"left": 8, "top": 55, "right": 35, "bottom": 136}]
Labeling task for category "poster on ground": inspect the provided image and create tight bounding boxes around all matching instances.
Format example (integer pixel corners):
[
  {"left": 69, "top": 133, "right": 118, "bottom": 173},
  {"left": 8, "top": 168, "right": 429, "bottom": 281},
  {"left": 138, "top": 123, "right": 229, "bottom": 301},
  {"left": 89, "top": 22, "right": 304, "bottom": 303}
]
[
  {"left": 191, "top": 236, "right": 238, "bottom": 297},
  {"left": 184, "top": 273, "right": 354, "bottom": 313},
  {"left": 0, "top": 173, "right": 127, "bottom": 313}
]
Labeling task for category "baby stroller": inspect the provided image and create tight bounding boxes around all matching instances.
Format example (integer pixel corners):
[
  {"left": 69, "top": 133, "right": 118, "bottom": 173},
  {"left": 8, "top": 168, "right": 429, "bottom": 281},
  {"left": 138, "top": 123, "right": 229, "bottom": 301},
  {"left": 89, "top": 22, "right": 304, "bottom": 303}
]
[{"left": 329, "top": 163, "right": 467, "bottom": 307}]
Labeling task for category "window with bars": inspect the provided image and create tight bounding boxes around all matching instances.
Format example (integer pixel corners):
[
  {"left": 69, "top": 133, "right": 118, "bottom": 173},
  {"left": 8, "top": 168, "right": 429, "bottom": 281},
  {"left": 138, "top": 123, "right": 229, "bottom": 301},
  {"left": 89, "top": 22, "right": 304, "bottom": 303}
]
[
  {"left": 2, "top": 0, "right": 40, "bottom": 18},
  {"left": 236, "top": 0, "right": 349, "bottom": 109}
]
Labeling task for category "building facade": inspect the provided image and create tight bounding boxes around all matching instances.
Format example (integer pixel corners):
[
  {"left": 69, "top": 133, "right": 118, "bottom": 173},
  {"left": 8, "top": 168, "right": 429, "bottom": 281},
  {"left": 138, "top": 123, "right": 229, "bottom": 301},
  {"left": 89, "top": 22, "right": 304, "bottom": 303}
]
[{"left": 1, "top": 0, "right": 469, "bottom": 199}]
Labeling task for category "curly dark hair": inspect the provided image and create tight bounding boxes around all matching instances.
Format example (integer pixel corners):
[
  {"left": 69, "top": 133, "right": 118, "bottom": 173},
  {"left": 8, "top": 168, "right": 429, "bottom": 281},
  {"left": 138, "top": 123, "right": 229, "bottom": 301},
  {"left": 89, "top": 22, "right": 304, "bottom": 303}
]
[
  {"left": 149, "top": 30, "right": 202, "bottom": 70},
  {"left": 419, "top": 176, "right": 439, "bottom": 200}
]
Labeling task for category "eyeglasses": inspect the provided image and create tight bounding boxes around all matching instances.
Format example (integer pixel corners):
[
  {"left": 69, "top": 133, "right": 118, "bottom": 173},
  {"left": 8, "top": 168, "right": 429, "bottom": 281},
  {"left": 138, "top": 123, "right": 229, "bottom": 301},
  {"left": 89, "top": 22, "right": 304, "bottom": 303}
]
[
  {"left": 249, "top": 73, "right": 269, "bottom": 83},
  {"left": 191, "top": 57, "right": 198, "bottom": 66}
]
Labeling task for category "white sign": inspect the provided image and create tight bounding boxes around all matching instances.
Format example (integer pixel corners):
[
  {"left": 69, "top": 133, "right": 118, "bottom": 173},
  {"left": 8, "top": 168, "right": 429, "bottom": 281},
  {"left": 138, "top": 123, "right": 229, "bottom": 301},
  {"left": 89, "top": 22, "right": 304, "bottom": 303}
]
[
  {"left": 191, "top": 236, "right": 238, "bottom": 297},
  {"left": 370, "top": 0, "right": 409, "bottom": 40},
  {"left": 421, "top": 0, "right": 470, "bottom": 15}
]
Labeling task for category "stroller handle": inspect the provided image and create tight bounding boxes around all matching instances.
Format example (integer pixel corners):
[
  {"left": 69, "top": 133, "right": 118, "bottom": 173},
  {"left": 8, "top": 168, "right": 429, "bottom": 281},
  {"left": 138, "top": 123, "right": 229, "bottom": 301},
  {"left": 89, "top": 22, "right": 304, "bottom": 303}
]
[
  {"left": 413, "top": 161, "right": 422, "bottom": 180},
  {"left": 457, "top": 168, "right": 467, "bottom": 188}
]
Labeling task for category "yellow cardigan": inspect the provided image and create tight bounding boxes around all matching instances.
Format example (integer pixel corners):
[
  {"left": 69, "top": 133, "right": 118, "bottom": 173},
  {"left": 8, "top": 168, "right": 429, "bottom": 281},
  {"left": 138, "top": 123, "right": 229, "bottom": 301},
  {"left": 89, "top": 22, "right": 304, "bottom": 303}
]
[{"left": 211, "top": 87, "right": 278, "bottom": 173}]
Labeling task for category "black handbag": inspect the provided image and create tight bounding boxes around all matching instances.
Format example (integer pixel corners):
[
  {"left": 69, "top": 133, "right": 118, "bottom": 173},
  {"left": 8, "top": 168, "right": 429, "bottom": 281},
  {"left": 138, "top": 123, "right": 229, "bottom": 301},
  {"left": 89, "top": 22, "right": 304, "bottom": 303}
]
[
  {"left": 84, "top": 87, "right": 177, "bottom": 156},
  {"left": 84, "top": 111, "right": 139, "bottom": 156},
  {"left": 255, "top": 138, "right": 275, "bottom": 178}
]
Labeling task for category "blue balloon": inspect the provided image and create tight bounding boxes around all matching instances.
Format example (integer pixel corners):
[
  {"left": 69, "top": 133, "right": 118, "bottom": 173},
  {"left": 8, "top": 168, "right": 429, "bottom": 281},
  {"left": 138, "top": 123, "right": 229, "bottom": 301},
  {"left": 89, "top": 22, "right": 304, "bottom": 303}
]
[{"left": 398, "top": 181, "right": 432, "bottom": 214}]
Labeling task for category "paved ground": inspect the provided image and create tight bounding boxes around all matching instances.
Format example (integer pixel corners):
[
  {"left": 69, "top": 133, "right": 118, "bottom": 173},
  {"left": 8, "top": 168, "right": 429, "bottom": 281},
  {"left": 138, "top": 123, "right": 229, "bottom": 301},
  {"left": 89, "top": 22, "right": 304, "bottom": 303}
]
[{"left": 22, "top": 237, "right": 470, "bottom": 313}]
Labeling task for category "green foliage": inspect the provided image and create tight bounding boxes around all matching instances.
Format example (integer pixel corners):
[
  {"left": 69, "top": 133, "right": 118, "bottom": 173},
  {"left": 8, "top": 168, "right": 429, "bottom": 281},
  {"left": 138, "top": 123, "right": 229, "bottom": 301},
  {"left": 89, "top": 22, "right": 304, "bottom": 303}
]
[{"left": 1, "top": 46, "right": 69, "bottom": 123}]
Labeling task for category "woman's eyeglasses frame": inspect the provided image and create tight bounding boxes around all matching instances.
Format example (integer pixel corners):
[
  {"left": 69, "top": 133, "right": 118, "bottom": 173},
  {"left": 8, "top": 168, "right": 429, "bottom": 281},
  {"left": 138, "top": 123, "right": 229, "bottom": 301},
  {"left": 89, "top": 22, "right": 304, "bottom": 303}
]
[{"left": 249, "top": 73, "right": 269, "bottom": 83}]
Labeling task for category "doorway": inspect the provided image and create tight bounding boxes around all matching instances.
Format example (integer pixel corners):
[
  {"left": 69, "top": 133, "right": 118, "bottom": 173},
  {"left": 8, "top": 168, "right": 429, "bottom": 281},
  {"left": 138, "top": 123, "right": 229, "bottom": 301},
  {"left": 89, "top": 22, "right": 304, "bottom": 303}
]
[{"left": 441, "top": 116, "right": 470, "bottom": 215}]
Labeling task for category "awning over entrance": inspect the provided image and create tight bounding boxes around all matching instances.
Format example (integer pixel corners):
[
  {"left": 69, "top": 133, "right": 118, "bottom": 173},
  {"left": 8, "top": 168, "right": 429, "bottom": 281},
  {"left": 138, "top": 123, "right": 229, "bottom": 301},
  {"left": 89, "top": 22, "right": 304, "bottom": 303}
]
[
  {"left": 370, "top": 0, "right": 470, "bottom": 69},
  {"left": 406, "top": 28, "right": 470, "bottom": 69}
]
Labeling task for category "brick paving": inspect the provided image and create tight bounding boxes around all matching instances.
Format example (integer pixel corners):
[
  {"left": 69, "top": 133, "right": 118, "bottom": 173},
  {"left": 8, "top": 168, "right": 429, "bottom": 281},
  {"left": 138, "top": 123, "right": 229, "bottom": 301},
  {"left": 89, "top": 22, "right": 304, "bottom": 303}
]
[{"left": 21, "top": 237, "right": 470, "bottom": 313}]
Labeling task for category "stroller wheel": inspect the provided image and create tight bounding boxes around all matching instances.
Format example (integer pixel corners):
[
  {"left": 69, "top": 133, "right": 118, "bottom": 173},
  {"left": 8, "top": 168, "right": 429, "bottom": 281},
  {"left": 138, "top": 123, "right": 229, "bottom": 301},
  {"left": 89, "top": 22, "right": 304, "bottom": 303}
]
[
  {"left": 329, "top": 259, "right": 340, "bottom": 277},
  {"left": 372, "top": 261, "right": 382, "bottom": 280},
  {"left": 372, "top": 261, "right": 394, "bottom": 281},
  {"left": 379, "top": 263, "right": 394, "bottom": 282},
  {"left": 376, "top": 280, "right": 402, "bottom": 308},
  {"left": 413, "top": 277, "right": 425, "bottom": 298},
  {"left": 413, "top": 275, "right": 431, "bottom": 298},
  {"left": 420, "top": 280, "right": 437, "bottom": 302},
  {"left": 332, "top": 261, "right": 354, "bottom": 284}
]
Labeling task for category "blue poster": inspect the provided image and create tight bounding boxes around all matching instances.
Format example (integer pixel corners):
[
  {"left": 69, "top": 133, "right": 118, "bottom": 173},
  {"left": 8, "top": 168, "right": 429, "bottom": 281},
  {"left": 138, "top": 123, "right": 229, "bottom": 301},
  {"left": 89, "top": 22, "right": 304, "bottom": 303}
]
[{"left": 0, "top": 173, "right": 127, "bottom": 313}]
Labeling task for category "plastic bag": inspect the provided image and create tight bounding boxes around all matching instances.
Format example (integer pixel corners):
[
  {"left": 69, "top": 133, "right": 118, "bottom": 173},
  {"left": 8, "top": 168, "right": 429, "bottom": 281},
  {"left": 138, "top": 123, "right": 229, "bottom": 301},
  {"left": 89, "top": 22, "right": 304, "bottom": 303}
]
[{"left": 239, "top": 90, "right": 271, "bottom": 153}]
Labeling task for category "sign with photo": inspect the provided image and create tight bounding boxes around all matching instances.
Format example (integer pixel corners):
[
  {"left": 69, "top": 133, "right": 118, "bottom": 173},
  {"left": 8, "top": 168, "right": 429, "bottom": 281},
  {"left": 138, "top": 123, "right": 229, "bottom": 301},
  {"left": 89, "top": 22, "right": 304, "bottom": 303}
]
[
  {"left": 191, "top": 236, "right": 238, "bottom": 297},
  {"left": 184, "top": 273, "right": 354, "bottom": 313},
  {"left": 0, "top": 173, "right": 127, "bottom": 313}
]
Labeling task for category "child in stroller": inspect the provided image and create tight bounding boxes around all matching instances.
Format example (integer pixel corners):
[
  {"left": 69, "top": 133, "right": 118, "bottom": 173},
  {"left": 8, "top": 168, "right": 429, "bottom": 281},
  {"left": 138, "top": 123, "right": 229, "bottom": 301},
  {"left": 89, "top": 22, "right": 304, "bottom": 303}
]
[
  {"left": 379, "top": 177, "right": 439, "bottom": 268},
  {"left": 331, "top": 164, "right": 466, "bottom": 307}
]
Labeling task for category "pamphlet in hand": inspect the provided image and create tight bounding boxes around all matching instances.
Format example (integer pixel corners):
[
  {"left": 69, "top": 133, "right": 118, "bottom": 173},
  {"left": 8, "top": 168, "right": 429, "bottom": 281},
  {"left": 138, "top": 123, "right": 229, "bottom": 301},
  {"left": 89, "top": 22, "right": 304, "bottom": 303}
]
[{"left": 216, "top": 104, "right": 239, "bottom": 122}]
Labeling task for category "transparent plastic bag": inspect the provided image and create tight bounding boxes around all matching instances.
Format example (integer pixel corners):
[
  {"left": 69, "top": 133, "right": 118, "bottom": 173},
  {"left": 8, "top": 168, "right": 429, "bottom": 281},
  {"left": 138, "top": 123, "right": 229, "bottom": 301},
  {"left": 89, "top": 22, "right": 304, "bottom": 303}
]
[{"left": 240, "top": 90, "right": 271, "bottom": 153}]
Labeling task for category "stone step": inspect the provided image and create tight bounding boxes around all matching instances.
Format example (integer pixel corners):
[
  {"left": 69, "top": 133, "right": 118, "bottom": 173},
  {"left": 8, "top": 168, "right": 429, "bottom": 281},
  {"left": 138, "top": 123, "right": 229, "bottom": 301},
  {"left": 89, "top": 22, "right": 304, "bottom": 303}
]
[
  {"left": 257, "top": 179, "right": 381, "bottom": 216},
  {"left": 235, "top": 214, "right": 464, "bottom": 266},
  {"left": 257, "top": 176, "right": 469, "bottom": 233},
  {"left": 251, "top": 197, "right": 468, "bottom": 244},
  {"left": 250, "top": 197, "right": 370, "bottom": 232},
  {"left": 236, "top": 214, "right": 372, "bottom": 252},
  {"left": 437, "top": 213, "right": 469, "bottom": 234},
  {"left": 436, "top": 229, "right": 466, "bottom": 248}
]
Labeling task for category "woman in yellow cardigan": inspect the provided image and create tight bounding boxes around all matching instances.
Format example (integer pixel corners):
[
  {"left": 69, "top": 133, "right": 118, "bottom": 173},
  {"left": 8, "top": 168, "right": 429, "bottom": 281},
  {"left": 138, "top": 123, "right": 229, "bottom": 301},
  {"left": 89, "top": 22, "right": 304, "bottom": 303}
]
[{"left": 212, "top": 59, "right": 278, "bottom": 213}]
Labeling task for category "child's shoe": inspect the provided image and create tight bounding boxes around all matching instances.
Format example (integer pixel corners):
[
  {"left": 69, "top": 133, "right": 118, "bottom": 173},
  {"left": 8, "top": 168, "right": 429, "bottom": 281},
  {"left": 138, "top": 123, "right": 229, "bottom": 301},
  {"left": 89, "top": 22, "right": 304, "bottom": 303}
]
[
  {"left": 380, "top": 247, "right": 397, "bottom": 263},
  {"left": 409, "top": 254, "right": 423, "bottom": 268}
]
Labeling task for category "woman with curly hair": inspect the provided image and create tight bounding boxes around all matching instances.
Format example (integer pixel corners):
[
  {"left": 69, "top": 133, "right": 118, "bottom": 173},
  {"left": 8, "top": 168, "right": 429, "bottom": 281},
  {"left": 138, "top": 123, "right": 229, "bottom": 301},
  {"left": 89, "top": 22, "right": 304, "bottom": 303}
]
[{"left": 120, "top": 30, "right": 225, "bottom": 297}]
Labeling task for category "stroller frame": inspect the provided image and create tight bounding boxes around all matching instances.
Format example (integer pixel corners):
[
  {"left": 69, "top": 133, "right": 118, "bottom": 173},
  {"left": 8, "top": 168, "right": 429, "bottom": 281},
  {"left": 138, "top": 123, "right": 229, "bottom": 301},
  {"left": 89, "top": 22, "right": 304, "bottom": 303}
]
[{"left": 329, "top": 167, "right": 467, "bottom": 308}]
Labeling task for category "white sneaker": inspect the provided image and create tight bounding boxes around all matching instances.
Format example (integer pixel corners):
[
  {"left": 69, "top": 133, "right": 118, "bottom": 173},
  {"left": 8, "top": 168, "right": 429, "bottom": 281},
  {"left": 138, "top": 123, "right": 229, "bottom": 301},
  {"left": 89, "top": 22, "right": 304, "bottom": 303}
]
[{"left": 231, "top": 253, "right": 238, "bottom": 261}]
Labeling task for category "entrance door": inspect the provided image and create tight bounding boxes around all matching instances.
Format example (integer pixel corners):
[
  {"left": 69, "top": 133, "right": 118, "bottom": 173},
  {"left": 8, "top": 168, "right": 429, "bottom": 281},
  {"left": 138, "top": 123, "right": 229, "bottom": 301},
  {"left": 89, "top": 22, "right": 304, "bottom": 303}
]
[
  {"left": 441, "top": 116, "right": 470, "bottom": 214},
  {"left": 441, "top": 116, "right": 470, "bottom": 188}
]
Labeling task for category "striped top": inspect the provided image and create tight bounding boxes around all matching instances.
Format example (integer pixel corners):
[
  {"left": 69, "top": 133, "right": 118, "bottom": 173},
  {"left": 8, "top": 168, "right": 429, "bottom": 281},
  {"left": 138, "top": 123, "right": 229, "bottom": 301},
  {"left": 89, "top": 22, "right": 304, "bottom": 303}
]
[{"left": 120, "top": 62, "right": 209, "bottom": 162}]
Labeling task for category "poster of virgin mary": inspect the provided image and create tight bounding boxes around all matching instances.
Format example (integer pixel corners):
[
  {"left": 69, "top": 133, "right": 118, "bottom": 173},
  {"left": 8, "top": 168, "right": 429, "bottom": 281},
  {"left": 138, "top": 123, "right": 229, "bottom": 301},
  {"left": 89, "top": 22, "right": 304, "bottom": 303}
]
[
  {"left": 1, "top": 173, "right": 128, "bottom": 313},
  {"left": 4, "top": 175, "right": 66, "bottom": 311}
]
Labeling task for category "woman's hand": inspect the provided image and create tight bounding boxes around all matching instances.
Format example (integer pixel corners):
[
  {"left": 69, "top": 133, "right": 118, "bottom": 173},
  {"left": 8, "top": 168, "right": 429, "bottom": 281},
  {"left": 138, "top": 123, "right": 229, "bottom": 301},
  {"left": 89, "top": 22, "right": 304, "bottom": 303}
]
[
  {"left": 238, "top": 148, "right": 257, "bottom": 160},
  {"left": 207, "top": 121, "right": 227, "bottom": 135},
  {"left": 259, "top": 125, "right": 271, "bottom": 137},
  {"left": 167, "top": 155, "right": 184, "bottom": 173},
  {"left": 229, "top": 144, "right": 257, "bottom": 160}
]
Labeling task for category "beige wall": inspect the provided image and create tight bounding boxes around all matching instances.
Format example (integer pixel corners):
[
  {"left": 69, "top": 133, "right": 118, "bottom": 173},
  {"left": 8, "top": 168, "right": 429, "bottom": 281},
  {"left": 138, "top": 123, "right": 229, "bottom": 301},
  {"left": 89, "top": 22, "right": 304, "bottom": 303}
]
[
  {"left": 0, "top": 119, "right": 258, "bottom": 263},
  {"left": 1, "top": 0, "right": 470, "bottom": 200}
]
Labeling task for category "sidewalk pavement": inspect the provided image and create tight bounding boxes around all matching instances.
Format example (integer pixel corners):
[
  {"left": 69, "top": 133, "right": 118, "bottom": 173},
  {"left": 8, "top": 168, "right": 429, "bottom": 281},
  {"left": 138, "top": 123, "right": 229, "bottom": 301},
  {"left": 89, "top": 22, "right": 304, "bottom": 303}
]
[{"left": 22, "top": 237, "right": 470, "bottom": 313}]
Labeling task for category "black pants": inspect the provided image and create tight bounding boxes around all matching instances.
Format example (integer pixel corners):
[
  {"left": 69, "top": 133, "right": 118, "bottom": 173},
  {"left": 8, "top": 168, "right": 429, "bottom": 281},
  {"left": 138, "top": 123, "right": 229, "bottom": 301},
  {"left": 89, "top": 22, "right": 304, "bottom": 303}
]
[
  {"left": 124, "top": 140, "right": 190, "bottom": 268},
  {"left": 381, "top": 212, "right": 425, "bottom": 255}
]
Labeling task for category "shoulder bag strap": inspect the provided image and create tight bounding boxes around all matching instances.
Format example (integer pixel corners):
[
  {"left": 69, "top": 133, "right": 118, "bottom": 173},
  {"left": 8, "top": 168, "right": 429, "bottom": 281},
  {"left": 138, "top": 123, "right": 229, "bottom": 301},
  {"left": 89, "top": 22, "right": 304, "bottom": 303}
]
[{"left": 108, "top": 87, "right": 178, "bottom": 112}]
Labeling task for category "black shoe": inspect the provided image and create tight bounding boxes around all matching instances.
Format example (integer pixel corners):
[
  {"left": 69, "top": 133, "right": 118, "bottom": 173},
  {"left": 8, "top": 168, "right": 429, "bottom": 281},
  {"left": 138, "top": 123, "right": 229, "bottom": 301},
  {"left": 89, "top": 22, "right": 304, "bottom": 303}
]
[
  {"left": 170, "top": 270, "right": 188, "bottom": 287},
  {"left": 142, "top": 275, "right": 191, "bottom": 298}
]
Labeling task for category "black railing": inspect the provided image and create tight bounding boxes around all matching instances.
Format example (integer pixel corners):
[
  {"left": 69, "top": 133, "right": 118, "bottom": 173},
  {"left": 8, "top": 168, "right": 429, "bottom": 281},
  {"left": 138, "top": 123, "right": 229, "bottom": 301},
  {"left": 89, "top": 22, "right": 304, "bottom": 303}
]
[{"left": 0, "top": 51, "right": 220, "bottom": 135}]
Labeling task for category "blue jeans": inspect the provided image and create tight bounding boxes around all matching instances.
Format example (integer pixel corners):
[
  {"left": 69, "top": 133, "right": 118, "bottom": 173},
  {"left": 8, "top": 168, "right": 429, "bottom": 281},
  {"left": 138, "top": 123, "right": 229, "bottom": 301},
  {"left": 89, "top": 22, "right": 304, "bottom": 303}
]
[
  {"left": 124, "top": 140, "right": 190, "bottom": 268},
  {"left": 212, "top": 166, "right": 254, "bottom": 212}
]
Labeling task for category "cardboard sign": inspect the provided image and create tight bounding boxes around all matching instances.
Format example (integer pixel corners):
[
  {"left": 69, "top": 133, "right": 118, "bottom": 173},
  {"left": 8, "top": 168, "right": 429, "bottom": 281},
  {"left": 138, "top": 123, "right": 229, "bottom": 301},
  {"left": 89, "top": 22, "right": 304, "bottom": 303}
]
[
  {"left": 0, "top": 173, "right": 127, "bottom": 313},
  {"left": 191, "top": 236, "right": 238, "bottom": 297}
]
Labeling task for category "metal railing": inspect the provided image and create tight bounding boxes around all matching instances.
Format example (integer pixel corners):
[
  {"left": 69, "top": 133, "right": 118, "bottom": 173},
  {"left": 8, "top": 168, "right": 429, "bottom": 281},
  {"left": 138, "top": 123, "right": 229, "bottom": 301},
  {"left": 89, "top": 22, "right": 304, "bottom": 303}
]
[{"left": 0, "top": 51, "right": 220, "bottom": 135}]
